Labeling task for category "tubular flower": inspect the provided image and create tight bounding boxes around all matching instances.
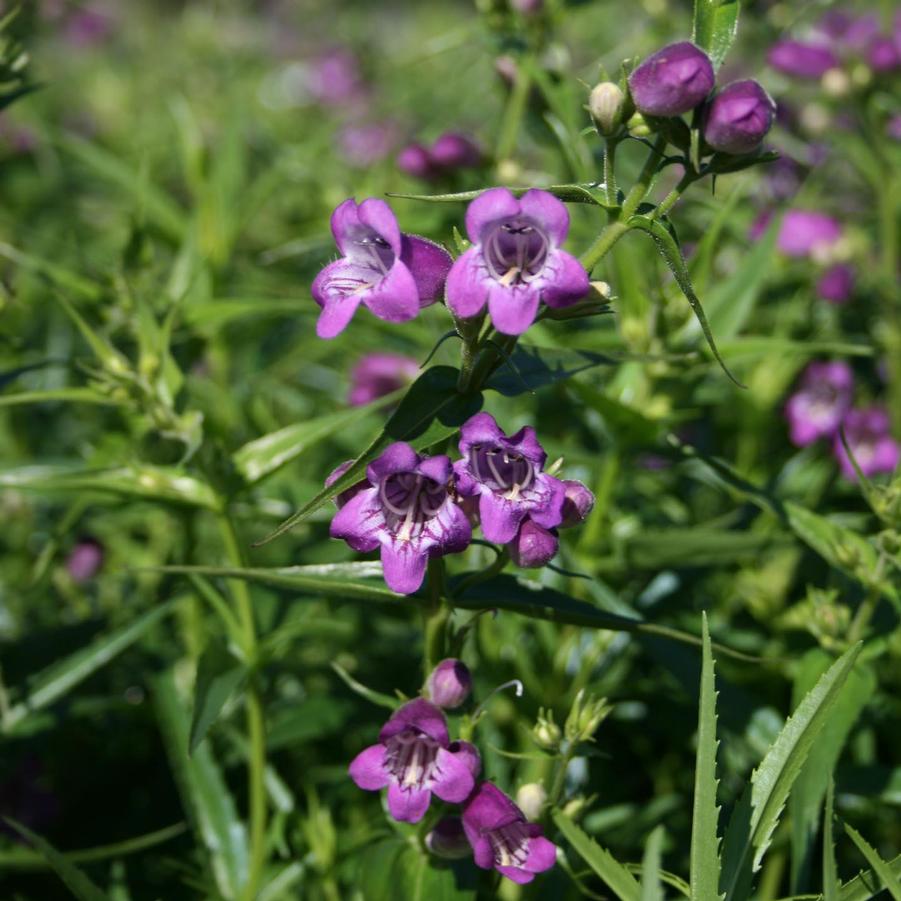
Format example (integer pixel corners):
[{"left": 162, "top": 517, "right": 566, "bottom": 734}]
[
  {"left": 462, "top": 782, "right": 557, "bottom": 884},
  {"left": 455, "top": 412, "right": 565, "bottom": 544},
  {"left": 784, "top": 361, "right": 854, "bottom": 447},
  {"left": 312, "top": 198, "right": 452, "bottom": 338},
  {"left": 349, "top": 699, "right": 478, "bottom": 823},
  {"left": 329, "top": 442, "right": 471, "bottom": 593},
  {"left": 834, "top": 407, "right": 900, "bottom": 479},
  {"left": 628, "top": 41, "right": 715, "bottom": 117},
  {"left": 445, "top": 188, "right": 589, "bottom": 336}
]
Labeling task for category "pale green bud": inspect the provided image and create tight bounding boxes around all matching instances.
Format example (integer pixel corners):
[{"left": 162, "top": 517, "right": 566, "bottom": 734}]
[{"left": 589, "top": 82, "right": 625, "bottom": 136}]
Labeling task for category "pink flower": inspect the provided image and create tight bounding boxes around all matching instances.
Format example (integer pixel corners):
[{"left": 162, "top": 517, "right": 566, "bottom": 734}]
[
  {"left": 834, "top": 407, "right": 899, "bottom": 479},
  {"left": 347, "top": 354, "right": 419, "bottom": 406}
]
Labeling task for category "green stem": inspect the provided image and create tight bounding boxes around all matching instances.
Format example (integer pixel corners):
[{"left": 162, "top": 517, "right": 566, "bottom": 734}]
[
  {"left": 603, "top": 138, "right": 618, "bottom": 207},
  {"left": 653, "top": 172, "right": 695, "bottom": 220},
  {"left": 496, "top": 58, "right": 533, "bottom": 167},
  {"left": 219, "top": 513, "right": 267, "bottom": 901}
]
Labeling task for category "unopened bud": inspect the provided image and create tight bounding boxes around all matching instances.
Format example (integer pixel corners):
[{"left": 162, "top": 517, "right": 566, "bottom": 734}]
[
  {"left": 589, "top": 82, "right": 625, "bottom": 136},
  {"left": 425, "top": 817, "right": 470, "bottom": 859},
  {"left": 560, "top": 480, "right": 595, "bottom": 528},
  {"left": 627, "top": 111, "right": 651, "bottom": 137},
  {"left": 533, "top": 708, "right": 561, "bottom": 750},
  {"left": 508, "top": 519, "right": 558, "bottom": 568},
  {"left": 425, "top": 658, "right": 472, "bottom": 709},
  {"left": 516, "top": 783, "right": 547, "bottom": 820},
  {"left": 565, "top": 689, "right": 613, "bottom": 743}
]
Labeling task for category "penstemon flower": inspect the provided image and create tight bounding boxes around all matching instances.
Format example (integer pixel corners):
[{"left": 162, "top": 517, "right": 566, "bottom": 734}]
[
  {"left": 348, "top": 699, "right": 478, "bottom": 823},
  {"left": 455, "top": 413, "right": 565, "bottom": 544},
  {"left": 312, "top": 198, "right": 452, "bottom": 338},
  {"left": 834, "top": 407, "right": 900, "bottom": 479},
  {"left": 784, "top": 361, "right": 854, "bottom": 447},
  {"left": 445, "top": 188, "right": 589, "bottom": 336},
  {"left": 462, "top": 782, "right": 557, "bottom": 884},
  {"left": 329, "top": 442, "right": 471, "bottom": 593},
  {"left": 702, "top": 80, "right": 776, "bottom": 155}
]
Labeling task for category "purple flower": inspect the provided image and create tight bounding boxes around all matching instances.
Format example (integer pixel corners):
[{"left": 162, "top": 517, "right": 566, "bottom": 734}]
[
  {"left": 776, "top": 210, "right": 842, "bottom": 258},
  {"left": 834, "top": 407, "right": 900, "bottom": 479},
  {"left": 396, "top": 142, "right": 435, "bottom": 179},
  {"left": 703, "top": 80, "right": 776, "bottom": 155},
  {"left": 462, "top": 782, "right": 558, "bottom": 884},
  {"left": 767, "top": 40, "right": 839, "bottom": 78},
  {"left": 312, "top": 198, "right": 452, "bottom": 339},
  {"left": 348, "top": 353, "right": 419, "bottom": 406},
  {"left": 816, "top": 12, "right": 880, "bottom": 53},
  {"left": 426, "top": 658, "right": 472, "bottom": 709},
  {"left": 308, "top": 48, "right": 366, "bottom": 107},
  {"left": 455, "top": 413, "right": 565, "bottom": 544},
  {"left": 330, "top": 443, "right": 471, "bottom": 594},
  {"left": 816, "top": 263, "right": 855, "bottom": 304},
  {"left": 784, "top": 361, "right": 854, "bottom": 447},
  {"left": 426, "top": 816, "right": 472, "bottom": 859},
  {"left": 507, "top": 519, "right": 558, "bottom": 568},
  {"left": 64, "top": 7, "right": 115, "bottom": 48},
  {"left": 348, "top": 699, "right": 478, "bottom": 823},
  {"left": 560, "top": 480, "right": 595, "bottom": 528},
  {"left": 66, "top": 538, "right": 104, "bottom": 583},
  {"left": 866, "top": 36, "right": 900, "bottom": 72},
  {"left": 445, "top": 188, "right": 589, "bottom": 335},
  {"left": 430, "top": 132, "right": 482, "bottom": 170},
  {"left": 337, "top": 122, "right": 397, "bottom": 167},
  {"left": 628, "top": 42, "right": 715, "bottom": 118},
  {"left": 888, "top": 115, "right": 901, "bottom": 142}
]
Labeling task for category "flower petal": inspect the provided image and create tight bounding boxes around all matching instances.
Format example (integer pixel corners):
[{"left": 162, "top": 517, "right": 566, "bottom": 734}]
[
  {"left": 429, "top": 500, "right": 472, "bottom": 556},
  {"left": 540, "top": 250, "right": 590, "bottom": 308},
  {"left": 348, "top": 744, "right": 390, "bottom": 790},
  {"left": 401, "top": 236, "right": 453, "bottom": 306},
  {"left": 329, "top": 488, "right": 382, "bottom": 552},
  {"left": 470, "top": 836, "right": 495, "bottom": 870},
  {"left": 431, "top": 747, "right": 476, "bottom": 804},
  {"left": 465, "top": 187, "right": 521, "bottom": 243},
  {"left": 459, "top": 412, "right": 506, "bottom": 455},
  {"left": 487, "top": 284, "right": 540, "bottom": 336},
  {"left": 528, "top": 475, "right": 566, "bottom": 530},
  {"left": 448, "top": 740, "right": 482, "bottom": 779},
  {"left": 357, "top": 198, "right": 402, "bottom": 256},
  {"left": 519, "top": 189, "right": 569, "bottom": 245},
  {"left": 506, "top": 425, "right": 547, "bottom": 466},
  {"left": 363, "top": 261, "right": 421, "bottom": 324},
  {"left": 381, "top": 541, "right": 429, "bottom": 594},
  {"left": 462, "top": 782, "right": 524, "bottom": 833},
  {"left": 386, "top": 782, "right": 431, "bottom": 823},
  {"left": 417, "top": 454, "right": 453, "bottom": 485},
  {"left": 379, "top": 698, "right": 449, "bottom": 745},
  {"left": 446, "top": 248, "right": 489, "bottom": 320},
  {"left": 497, "top": 865, "right": 535, "bottom": 884},
  {"left": 523, "top": 833, "right": 558, "bottom": 873},
  {"left": 478, "top": 491, "right": 526, "bottom": 544},
  {"left": 367, "top": 442, "right": 420, "bottom": 483},
  {"left": 330, "top": 198, "right": 362, "bottom": 256}
]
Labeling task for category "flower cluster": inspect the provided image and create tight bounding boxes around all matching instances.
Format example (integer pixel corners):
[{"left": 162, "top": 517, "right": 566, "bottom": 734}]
[
  {"left": 628, "top": 41, "right": 775, "bottom": 156},
  {"left": 785, "top": 361, "right": 899, "bottom": 479},
  {"left": 328, "top": 412, "right": 593, "bottom": 593},
  {"left": 313, "top": 189, "right": 589, "bottom": 339},
  {"left": 349, "top": 660, "right": 557, "bottom": 884}
]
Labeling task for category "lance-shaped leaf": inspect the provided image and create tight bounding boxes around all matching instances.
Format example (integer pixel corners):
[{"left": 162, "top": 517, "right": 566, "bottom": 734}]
[
  {"left": 843, "top": 824, "right": 901, "bottom": 901},
  {"left": 627, "top": 214, "right": 743, "bottom": 387},
  {"left": 823, "top": 782, "right": 839, "bottom": 901},
  {"left": 389, "top": 183, "right": 613, "bottom": 207},
  {"left": 189, "top": 641, "right": 248, "bottom": 754},
  {"left": 640, "top": 826, "right": 665, "bottom": 901},
  {"left": 692, "top": 0, "right": 740, "bottom": 69},
  {"left": 837, "top": 853, "right": 901, "bottom": 901},
  {"left": 719, "top": 643, "right": 862, "bottom": 900},
  {"left": 0, "top": 388, "right": 123, "bottom": 408}
]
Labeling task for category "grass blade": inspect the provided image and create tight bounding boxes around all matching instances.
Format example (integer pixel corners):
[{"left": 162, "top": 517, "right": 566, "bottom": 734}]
[
  {"left": 843, "top": 824, "right": 901, "bottom": 901},
  {"left": 823, "top": 781, "right": 838, "bottom": 901},
  {"left": 640, "top": 826, "right": 664, "bottom": 901}
]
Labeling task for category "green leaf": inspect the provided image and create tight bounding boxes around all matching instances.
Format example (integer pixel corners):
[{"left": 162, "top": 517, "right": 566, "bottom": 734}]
[
  {"left": 485, "top": 344, "right": 621, "bottom": 396},
  {"left": 1, "top": 819, "right": 111, "bottom": 901},
  {"left": 823, "top": 782, "right": 838, "bottom": 901},
  {"left": 692, "top": 0, "right": 740, "bottom": 69},
  {"left": 0, "top": 240, "right": 103, "bottom": 300},
  {"left": 691, "top": 613, "right": 723, "bottom": 901},
  {"left": 837, "top": 853, "right": 901, "bottom": 901},
  {"left": 53, "top": 293, "right": 131, "bottom": 373},
  {"left": 843, "top": 824, "right": 901, "bottom": 901},
  {"left": 640, "top": 826, "right": 665, "bottom": 901},
  {"left": 189, "top": 642, "right": 248, "bottom": 754},
  {"left": 789, "top": 651, "right": 875, "bottom": 893},
  {"left": 388, "top": 183, "right": 611, "bottom": 206},
  {"left": 554, "top": 810, "right": 641, "bottom": 901},
  {"left": 152, "top": 669, "right": 249, "bottom": 900},
  {"left": 2, "top": 600, "right": 179, "bottom": 734},
  {"left": 331, "top": 661, "right": 399, "bottom": 710},
  {"left": 232, "top": 389, "right": 402, "bottom": 485},
  {"left": 254, "top": 366, "right": 481, "bottom": 546},
  {"left": 627, "top": 214, "right": 743, "bottom": 387},
  {"left": 0, "top": 388, "right": 123, "bottom": 407},
  {"left": 719, "top": 643, "right": 863, "bottom": 901}
]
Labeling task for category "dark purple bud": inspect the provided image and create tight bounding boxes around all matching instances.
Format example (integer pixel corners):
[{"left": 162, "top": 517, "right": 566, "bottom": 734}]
[
  {"left": 628, "top": 42, "right": 714, "bottom": 117},
  {"left": 560, "top": 480, "right": 594, "bottom": 528},
  {"left": 426, "top": 658, "right": 472, "bottom": 709},
  {"left": 767, "top": 40, "right": 839, "bottom": 79},
  {"left": 426, "top": 816, "right": 471, "bottom": 859},
  {"left": 866, "top": 36, "right": 900, "bottom": 73},
  {"left": 703, "top": 80, "right": 776, "bottom": 155},
  {"left": 396, "top": 143, "right": 435, "bottom": 180},
  {"left": 816, "top": 263, "right": 854, "bottom": 305},
  {"left": 430, "top": 132, "right": 482, "bottom": 170},
  {"left": 66, "top": 539, "right": 104, "bottom": 583},
  {"left": 507, "top": 520, "right": 558, "bottom": 569}
]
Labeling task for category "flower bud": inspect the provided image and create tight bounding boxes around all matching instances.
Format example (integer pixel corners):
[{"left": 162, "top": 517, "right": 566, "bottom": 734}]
[
  {"left": 425, "top": 816, "right": 471, "bottom": 859},
  {"left": 866, "top": 36, "right": 900, "bottom": 73},
  {"left": 627, "top": 112, "right": 652, "bottom": 137},
  {"left": 702, "top": 80, "right": 776, "bottom": 155},
  {"left": 588, "top": 82, "right": 625, "bottom": 136},
  {"left": 516, "top": 783, "right": 547, "bottom": 820},
  {"left": 425, "top": 658, "right": 472, "bottom": 709},
  {"left": 430, "top": 131, "right": 482, "bottom": 170},
  {"left": 396, "top": 142, "right": 434, "bottom": 179},
  {"left": 532, "top": 708, "right": 561, "bottom": 750},
  {"left": 628, "top": 41, "right": 714, "bottom": 117},
  {"left": 507, "top": 519, "right": 558, "bottom": 568},
  {"left": 66, "top": 538, "right": 104, "bottom": 583},
  {"left": 560, "top": 480, "right": 595, "bottom": 528},
  {"left": 565, "top": 689, "right": 613, "bottom": 743}
]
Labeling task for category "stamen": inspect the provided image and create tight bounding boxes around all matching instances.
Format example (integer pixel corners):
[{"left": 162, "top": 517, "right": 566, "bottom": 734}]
[
  {"left": 489, "top": 821, "right": 530, "bottom": 868},
  {"left": 384, "top": 729, "right": 440, "bottom": 791}
]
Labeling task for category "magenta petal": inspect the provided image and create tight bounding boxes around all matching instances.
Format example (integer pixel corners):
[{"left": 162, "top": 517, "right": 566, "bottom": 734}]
[
  {"left": 497, "top": 865, "right": 535, "bottom": 884},
  {"left": 506, "top": 425, "right": 547, "bottom": 466},
  {"left": 380, "top": 698, "right": 449, "bottom": 744},
  {"left": 465, "top": 187, "right": 521, "bottom": 242},
  {"left": 487, "top": 285, "right": 540, "bottom": 336},
  {"left": 524, "top": 834, "right": 557, "bottom": 873},
  {"left": 330, "top": 489, "right": 381, "bottom": 552},
  {"left": 463, "top": 782, "right": 523, "bottom": 832},
  {"left": 363, "top": 262, "right": 420, "bottom": 324},
  {"left": 330, "top": 198, "right": 362, "bottom": 256},
  {"left": 357, "top": 198, "right": 402, "bottom": 256},
  {"left": 367, "top": 442, "right": 420, "bottom": 482},
  {"left": 479, "top": 491, "right": 525, "bottom": 544},
  {"left": 435, "top": 502, "right": 473, "bottom": 555},
  {"left": 541, "top": 251, "right": 590, "bottom": 308},
  {"left": 459, "top": 412, "right": 506, "bottom": 453},
  {"left": 448, "top": 740, "right": 482, "bottom": 779},
  {"left": 529, "top": 475, "right": 566, "bottom": 530},
  {"left": 417, "top": 454, "right": 453, "bottom": 485},
  {"left": 386, "top": 782, "right": 431, "bottom": 823},
  {"left": 431, "top": 748, "right": 476, "bottom": 804},
  {"left": 446, "top": 248, "right": 489, "bottom": 320},
  {"left": 381, "top": 542, "right": 428, "bottom": 594},
  {"left": 873, "top": 438, "right": 900, "bottom": 473},
  {"left": 348, "top": 744, "right": 390, "bottom": 790},
  {"left": 314, "top": 290, "right": 364, "bottom": 340},
  {"left": 470, "top": 836, "right": 495, "bottom": 870},
  {"left": 401, "top": 236, "right": 453, "bottom": 306},
  {"left": 519, "top": 189, "right": 569, "bottom": 245}
]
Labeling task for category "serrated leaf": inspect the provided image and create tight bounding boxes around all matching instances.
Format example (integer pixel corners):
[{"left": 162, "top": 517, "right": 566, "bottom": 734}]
[
  {"left": 719, "top": 643, "right": 863, "bottom": 900},
  {"left": 189, "top": 642, "right": 248, "bottom": 754},
  {"left": 1, "top": 819, "right": 111, "bottom": 901},
  {"left": 640, "top": 826, "right": 665, "bottom": 901},
  {"left": 554, "top": 810, "right": 641, "bottom": 901},
  {"left": 691, "top": 613, "right": 723, "bottom": 901},
  {"left": 627, "top": 214, "right": 743, "bottom": 387},
  {"left": 692, "top": 0, "right": 740, "bottom": 69},
  {"left": 843, "top": 824, "right": 901, "bottom": 901},
  {"left": 823, "top": 782, "right": 838, "bottom": 901},
  {"left": 2, "top": 600, "right": 179, "bottom": 734},
  {"left": 837, "top": 853, "right": 901, "bottom": 901}
]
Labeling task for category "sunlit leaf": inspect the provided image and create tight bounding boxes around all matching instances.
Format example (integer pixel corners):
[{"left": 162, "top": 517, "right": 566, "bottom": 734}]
[{"left": 692, "top": 0, "right": 740, "bottom": 69}]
